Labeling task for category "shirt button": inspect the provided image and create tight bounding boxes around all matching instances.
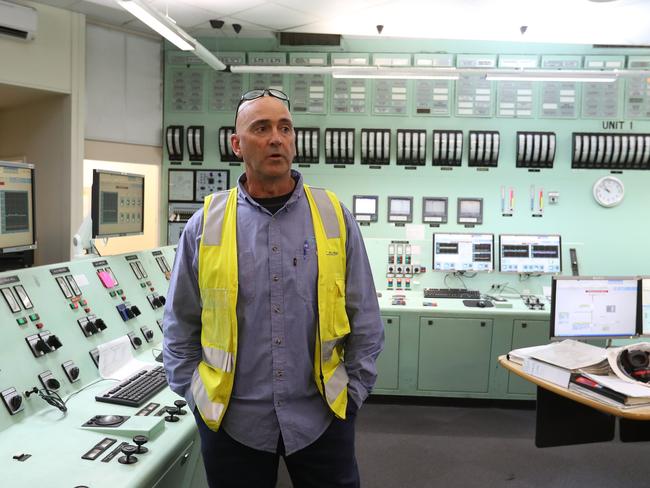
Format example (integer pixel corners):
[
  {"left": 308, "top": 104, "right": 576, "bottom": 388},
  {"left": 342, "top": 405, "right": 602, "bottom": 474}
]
[
  {"left": 275, "top": 337, "right": 282, "bottom": 345},
  {"left": 272, "top": 246, "right": 279, "bottom": 253},
  {"left": 272, "top": 305, "right": 281, "bottom": 313},
  {"left": 273, "top": 275, "right": 279, "bottom": 282},
  {"left": 276, "top": 370, "right": 284, "bottom": 377}
]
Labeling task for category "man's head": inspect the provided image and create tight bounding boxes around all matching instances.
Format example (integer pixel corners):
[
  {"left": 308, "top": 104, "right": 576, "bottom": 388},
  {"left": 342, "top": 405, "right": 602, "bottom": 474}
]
[{"left": 231, "top": 89, "right": 296, "bottom": 189}]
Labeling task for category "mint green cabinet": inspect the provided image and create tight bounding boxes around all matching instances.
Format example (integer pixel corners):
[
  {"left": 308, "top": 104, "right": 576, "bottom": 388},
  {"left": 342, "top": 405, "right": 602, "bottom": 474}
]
[
  {"left": 417, "top": 317, "right": 493, "bottom": 392},
  {"left": 507, "top": 319, "right": 550, "bottom": 395},
  {"left": 374, "top": 315, "right": 400, "bottom": 390}
]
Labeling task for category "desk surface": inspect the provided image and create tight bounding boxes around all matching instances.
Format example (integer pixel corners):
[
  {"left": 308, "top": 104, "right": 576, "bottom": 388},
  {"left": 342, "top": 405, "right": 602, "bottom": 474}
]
[{"left": 498, "top": 355, "right": 650, "bottom": 420}]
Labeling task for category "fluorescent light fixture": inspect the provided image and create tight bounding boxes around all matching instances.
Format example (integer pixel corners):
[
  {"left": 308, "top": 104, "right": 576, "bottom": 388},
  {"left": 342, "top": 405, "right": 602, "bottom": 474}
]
[
  {"left": 485, "top": 70, "right": 618, "bottom": 83},
  {"left": 117, "top": 0, "right": 194, "bottom": 51},
  {"left": 332, "top": 66, "right": 459, "bottom": 80},
  {"left": 117, "top": 0, "right": 226, "bottom": 70},
  {"left": 230, "top": 65, "right": 334, "bottom": 75}
]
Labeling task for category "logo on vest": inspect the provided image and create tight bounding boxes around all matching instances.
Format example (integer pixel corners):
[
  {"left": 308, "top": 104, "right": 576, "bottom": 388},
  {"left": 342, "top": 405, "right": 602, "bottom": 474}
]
[{"left": 326, "top": 251, "right": 338, "bottom": 256}]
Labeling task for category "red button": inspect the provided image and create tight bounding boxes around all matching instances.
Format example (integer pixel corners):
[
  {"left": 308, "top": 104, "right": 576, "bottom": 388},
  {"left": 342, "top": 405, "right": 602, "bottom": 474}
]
[
  {"left": 84, "top": 308, "right": 91, "bottom": 313},
  {"left": 35, "top": 323, "right": 44, "bottom": 329},
  {"left": 121, "top": 296, "right": 126, "bottom": 301}
]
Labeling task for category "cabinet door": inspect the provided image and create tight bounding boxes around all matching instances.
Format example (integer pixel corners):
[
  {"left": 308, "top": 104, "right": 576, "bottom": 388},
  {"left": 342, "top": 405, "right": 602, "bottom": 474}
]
[
  {"left": 374, "top": 315, "right": 400, "bottom": 390},
  {"left": 417, "top": 317, "right": 493, "bottom": 393},
  {"left": 152, "top": 441, "right": 196, "bottom": 488},
  {"left": 508, "top": 320, "right": 550, "bottom": 395}
]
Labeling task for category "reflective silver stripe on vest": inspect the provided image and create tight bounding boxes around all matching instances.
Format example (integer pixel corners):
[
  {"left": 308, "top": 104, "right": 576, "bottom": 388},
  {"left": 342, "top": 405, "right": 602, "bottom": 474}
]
[
  {"left": 191, "top": 367, "right": 225, "bottom": 421},
  {"left": 309, "top": 187, "right": 340, "bottom": 239},
  {"left": 203, "top": 190, "right": 230, "bottom": 246},
  {"left": 325, "top": 362, "right": 349, "bottom": 405},
  {"left": 203, "top": 346, "right": 234, "bottom": 373},
  {"left": 321, "top": 338, "right": 340, "bottom": 363}
]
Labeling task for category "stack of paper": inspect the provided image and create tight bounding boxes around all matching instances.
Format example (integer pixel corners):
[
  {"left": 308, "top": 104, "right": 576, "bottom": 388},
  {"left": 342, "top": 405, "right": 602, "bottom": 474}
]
[{"left": 569, "top": 373, "right": 650, "bottom": 408}]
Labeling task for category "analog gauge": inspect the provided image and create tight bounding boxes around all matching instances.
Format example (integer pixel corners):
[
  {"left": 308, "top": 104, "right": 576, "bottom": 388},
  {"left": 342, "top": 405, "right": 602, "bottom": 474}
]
[{"left": 592, "top": 176, "right": 624, "bottom": 208}]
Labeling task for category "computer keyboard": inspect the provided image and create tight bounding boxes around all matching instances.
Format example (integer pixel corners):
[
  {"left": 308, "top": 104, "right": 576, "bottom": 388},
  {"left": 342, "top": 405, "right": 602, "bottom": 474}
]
[
  {"left": 95, "top": 366, "right": 168, "bottom": 407},
  {"left": 423, "top": 288, "right": 481, "bottom": 299}
]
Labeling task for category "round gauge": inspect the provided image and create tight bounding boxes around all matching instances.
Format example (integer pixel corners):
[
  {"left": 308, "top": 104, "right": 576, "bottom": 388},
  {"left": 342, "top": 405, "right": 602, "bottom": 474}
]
[{"left": 592, "top": 176, "right": 624, "bottom": 208}]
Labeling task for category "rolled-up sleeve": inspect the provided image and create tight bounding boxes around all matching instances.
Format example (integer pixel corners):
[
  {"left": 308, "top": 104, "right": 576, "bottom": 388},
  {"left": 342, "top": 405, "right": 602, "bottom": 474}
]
[
  {"left": 340, "top": 204, "right": 384, "bottom": 409},
  {"left": 162, "top": 210, "right": 204, "bottom": 412}
]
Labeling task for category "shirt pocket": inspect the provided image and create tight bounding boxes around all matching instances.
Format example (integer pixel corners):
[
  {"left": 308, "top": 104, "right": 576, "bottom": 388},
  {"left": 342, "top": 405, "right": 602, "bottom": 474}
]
[
  {"left": 295, "top": 245, "right": 317, "bottom": 302},
  {"left": 238, "top": 250, "right": 256, "bottom": 303}
]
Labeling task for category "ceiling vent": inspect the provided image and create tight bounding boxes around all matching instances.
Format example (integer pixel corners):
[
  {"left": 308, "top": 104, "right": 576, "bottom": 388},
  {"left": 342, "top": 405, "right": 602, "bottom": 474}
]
[{"left": 0, "top": 0, "right": 37, "bottom": 41}]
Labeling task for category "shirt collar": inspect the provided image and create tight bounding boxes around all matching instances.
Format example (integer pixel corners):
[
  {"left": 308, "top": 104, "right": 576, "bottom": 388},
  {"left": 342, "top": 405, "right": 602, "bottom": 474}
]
[{"left": 237, "top": 169, "right": 304, "bottom": 211}]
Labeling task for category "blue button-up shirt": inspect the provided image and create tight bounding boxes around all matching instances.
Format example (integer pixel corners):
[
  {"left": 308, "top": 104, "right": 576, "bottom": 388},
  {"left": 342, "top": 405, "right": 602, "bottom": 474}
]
[{"left": 163, "top": 170, "right": 384, "bottom": 455}]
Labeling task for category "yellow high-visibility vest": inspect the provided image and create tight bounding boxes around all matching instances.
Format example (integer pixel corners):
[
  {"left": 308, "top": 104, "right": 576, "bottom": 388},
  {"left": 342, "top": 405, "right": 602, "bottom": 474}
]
[{"left": 193, "top": 184, "right": 350, "bottom": 431}]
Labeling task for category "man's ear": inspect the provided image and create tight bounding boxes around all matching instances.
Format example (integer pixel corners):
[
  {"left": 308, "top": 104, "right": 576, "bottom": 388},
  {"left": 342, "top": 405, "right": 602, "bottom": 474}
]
[{"left": 231, "top": 133, "right": 243, "bottom": 159}]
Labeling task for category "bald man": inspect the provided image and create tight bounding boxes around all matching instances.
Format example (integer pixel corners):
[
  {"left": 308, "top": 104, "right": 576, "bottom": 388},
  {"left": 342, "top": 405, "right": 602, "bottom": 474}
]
[{"left": 163, "top": 89, "right": 384, "bottom": 488}]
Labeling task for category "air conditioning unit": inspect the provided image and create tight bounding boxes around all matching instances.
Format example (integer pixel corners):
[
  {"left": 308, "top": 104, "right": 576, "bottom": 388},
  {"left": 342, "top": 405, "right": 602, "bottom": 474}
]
[{"left": 0, "top": 0, "right": 38, "bottom": 41}]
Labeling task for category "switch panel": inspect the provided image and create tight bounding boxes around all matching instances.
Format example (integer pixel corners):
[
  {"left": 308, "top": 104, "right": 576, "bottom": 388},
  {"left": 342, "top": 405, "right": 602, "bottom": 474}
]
[
  {"left": 62, "top": 360, "right": 81, "bottom": 383},
  {"left": 38, "top": 370, "right": 61, "bottom": 391},
  {"left": 218, "top": 126, "right": 238, "bottom": 162},
  {"left": 196, "top": 170, "right": 229, "bottom": 200},
  {"left": 516, "top": 132, "right": 556, "bottom": 169},
  {"left": 396, "top": 129, "right": 426, "bottom": 166},
  {"left": 186, "top": 125, "right": 204, "bottom": 162},
  {"left": 295, "top": 128, "right": 320, "bottom": 165},
  {"left": 360, "top": 129, "right": 391, "bottom": 165},
  {"left": 89, "top": 348, "right": 100, "bottom": 368},
  {"left": 572, "top": 132, "right": 650, "bottom": 169},
  {"left": 165, "top": 125, "right": 184, "bottom": 161},
  {"left": 1, "top": 387, "right": 24, "bottom": 415},
  {"left": 432, "top": 130, "right": 463, "bottom": 166},
  {"left": 141, "top": 326, "right": 155, "bottom": 343},
  {"left": 128, "top": 331, "right": 143, "bottom": 349},
  {"left": 325, "top": 128, "right": 355, "bottom": 165},
  {"left": 468, "top": 131, "right": 499, "bottom": 167}
]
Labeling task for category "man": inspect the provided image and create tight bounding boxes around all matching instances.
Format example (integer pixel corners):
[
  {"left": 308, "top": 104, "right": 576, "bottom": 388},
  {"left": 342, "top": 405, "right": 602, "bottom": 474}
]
[{"left": 163, "top": 88, "right": 384, "bottom": 488}]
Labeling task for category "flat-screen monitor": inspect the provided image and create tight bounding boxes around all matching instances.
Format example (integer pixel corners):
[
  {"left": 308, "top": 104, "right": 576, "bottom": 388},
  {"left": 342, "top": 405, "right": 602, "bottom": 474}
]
[
  {"left": 640, "top": 278, "right": 650, "bottom": 335},
  {"left": 432, "top": 233, "right": 494, "bottom": 272},
  {"left": 387, "top": 196, "right": 413, "bottom": 223},
  {"left": 551, "top": 276, "right": 640, "bottom": 339},
  {"left": 352, "top": 195, "right": 378, "bottom": 223},
  {"left": 91, "top": 170, "right": 145, "bottom": 238},
  {"left": 499, "top": 234, "right": 562, "bottom": 274},
  {"left": 0, "top": 161, "right": 36, "bottom": 253}
]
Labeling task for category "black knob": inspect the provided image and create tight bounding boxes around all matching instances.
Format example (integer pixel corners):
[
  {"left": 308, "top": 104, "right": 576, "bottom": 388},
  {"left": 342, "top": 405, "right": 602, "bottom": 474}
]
[
  {"left": 164, "top": 406, "right": 179, "bottom": 422},
  {"left": 126, "top": 309, "right": 135, "bottom": 319},
  {"left": 132, "top": 435, "right": 149, "bottom": 454},
  {"left": 174, "top": 399, "right": 187, "bottom": 415},
  {"left": 85, "top": 322, "right": 98, "bottom": 335},
  {"left": 159, "top": 296, "right": 166, "bottom": 305},
  {"left": 131, "top": 306, "right": 141, "bottom": 317},
  {"left": 94, "top": 318, "right": 107, "bottom": 331},
  {"left": 10, "top": 395, "right": 22, "bottom": 411},
  {"left": 152, "top": 298, "right": 162, "bottom": 308},
  {"left": 144, "top": 330, "right": 154, "bottom": 340},
  {"left": 69, "top": 367, "right": 80, "bottom": 380},
  {"left": 118, "top": 444, "right": 138, "bottom": 465},
  {"left": 35, "top": 339, "right": 51, "bottom": 354},
  {"left": 47, "top": 335, "right": 62, "bottom": 349},
  {"left": 46, "top": 378, "right": 60, "bottom": 390},
  {"left": 133, "top": 336, "right": 142, "bottom": 347}
]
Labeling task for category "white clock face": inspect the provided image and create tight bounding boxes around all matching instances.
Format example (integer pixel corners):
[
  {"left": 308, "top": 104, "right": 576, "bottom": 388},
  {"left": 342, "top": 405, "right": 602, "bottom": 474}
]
[{"left": 593, "top": 176, "right": 624, "bottom": 207}]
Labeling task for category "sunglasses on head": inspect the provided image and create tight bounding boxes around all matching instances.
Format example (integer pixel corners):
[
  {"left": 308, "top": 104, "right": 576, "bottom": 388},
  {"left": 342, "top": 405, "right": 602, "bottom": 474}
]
[{"left": 235, "top": 89, "right": 291, "bottom": 125}]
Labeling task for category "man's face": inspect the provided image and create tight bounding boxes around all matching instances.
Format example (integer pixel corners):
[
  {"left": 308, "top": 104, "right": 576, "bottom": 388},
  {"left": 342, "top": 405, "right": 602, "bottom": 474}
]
[{"left": 231, "top": 96, "right": 296, "bottom": 183}]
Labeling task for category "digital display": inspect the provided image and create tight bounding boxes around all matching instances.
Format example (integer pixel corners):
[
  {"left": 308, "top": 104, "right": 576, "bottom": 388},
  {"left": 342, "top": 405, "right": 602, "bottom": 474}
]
[
  {"left": 0, "top": 162, "right": 36, "bottom": 253},
  {"left": 352, "top": 195, "right": 378, "bottom": 222},
  {"left": 432, "top": 233, "right": 494, "bottom": 272},
  {"left": 499, "top": 234, "right": 562, "bottom": 274},
  {"left": 92, "top": 170, "right": 145, "bottom": 238},
  {"left": 551, "top": 277, "right": 639, "bottom": 339},
  {"left": 422, "top": 197, "right": 447, "bottom": 223}
]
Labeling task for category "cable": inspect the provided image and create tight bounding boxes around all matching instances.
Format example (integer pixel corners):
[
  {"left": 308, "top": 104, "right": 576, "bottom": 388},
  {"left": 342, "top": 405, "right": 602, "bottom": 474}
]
[
  {"left": 63, "top": 377, "right": 118, "bottom": 406},
  {"left": 24, "top": 387, "right": 67, "bottom": 413}
]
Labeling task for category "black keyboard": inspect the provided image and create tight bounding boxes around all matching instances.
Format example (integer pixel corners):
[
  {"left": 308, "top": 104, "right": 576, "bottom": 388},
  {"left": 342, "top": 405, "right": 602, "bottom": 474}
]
[
  {"left": 423, "top": 288, "right": 481, "bottom": 299},
  {"left": 96, "top": 366, "right": 168, "bottom": 407}
]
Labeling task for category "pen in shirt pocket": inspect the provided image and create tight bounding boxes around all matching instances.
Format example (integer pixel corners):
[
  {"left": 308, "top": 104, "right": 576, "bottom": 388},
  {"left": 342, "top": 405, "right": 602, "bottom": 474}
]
[{"left": 303, "top": 240, "right": 309, "bottom": 260}]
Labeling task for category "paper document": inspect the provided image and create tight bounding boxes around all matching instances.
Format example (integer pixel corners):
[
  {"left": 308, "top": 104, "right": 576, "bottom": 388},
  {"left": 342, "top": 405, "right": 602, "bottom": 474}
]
[
  {"left": 97, "top": 335, "right": 150, "bottom": 381},
  {"left": 530, "top": 339, "right": 607, "bottom": 371},
  {"left": 584, "top": 373, "right": 650, "bottom": 398}
]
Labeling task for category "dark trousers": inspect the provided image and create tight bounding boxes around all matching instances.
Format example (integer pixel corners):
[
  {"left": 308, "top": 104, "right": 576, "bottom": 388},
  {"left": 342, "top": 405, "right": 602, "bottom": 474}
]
[{"left": 193, "top": 408, "right": 360, "bottom": 488}]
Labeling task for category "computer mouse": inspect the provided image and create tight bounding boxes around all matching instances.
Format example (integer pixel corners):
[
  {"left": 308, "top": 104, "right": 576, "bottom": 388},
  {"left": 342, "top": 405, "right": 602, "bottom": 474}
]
[{"left": 477, "top": 300, "right": 487, "bottom": 308}]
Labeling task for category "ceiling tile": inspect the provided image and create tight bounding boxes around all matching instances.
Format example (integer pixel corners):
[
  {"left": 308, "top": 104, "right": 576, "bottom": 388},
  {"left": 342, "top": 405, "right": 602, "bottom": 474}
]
[
  {"left": 69, "top": 0, "right": 134, "bottom": 24},
  {"left": 231, "top": 2, "right": 320, "bottom": 30},
  {"left": 32, "top": 0, "right": 80, "bottom": 9},
  {"left": 179, "top": 0, "right": 267, "bottom": 16}
]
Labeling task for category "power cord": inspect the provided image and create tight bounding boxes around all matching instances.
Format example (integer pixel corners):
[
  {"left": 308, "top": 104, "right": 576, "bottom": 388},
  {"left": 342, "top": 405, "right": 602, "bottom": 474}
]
[{"left": 24, "top": 387, "right": 67, "bottom": 413}]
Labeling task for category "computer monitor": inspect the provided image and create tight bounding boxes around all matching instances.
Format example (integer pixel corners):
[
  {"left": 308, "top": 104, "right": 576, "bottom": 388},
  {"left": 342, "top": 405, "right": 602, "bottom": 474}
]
[
  {"left": 387, "top": 196, "right": 413, "bottom": 223},
  {"left": 432, "top": 233, "right": 494, "bottom": 272},
  {"left": 352, "top": 195, "right": 378, "bottom": 223},
  {"left": 499, "top": 234, "right": 562, "bottom": 274},
  {"left": 640, "top": 278, "right": 650, "bottom": 335},
  {"left": 91, "top": 170, "right": 145, "bottom": 238},
  {"left": 551, "top": 276, "right": 640, "bottom": 339},
  {"left": 0, "top": 161, "right": 36, "bottom": 253}
]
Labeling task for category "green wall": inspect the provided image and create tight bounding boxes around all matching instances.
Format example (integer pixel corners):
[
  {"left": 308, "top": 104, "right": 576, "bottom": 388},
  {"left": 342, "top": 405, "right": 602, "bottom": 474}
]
[{"left": 162, "top": 37, "right": 650, "bottom": 295}]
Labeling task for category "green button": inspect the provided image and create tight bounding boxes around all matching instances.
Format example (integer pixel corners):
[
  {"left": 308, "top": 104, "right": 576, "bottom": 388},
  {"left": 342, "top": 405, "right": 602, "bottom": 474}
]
[
  {"left": 80, "top": 299, "right": 87, "bottom": 306},
  {"left": 16, "top": 317, "right": 27, "bottom": 325},
  {"left": 109, "top": 291, "right": 116, "bottom": 297},
  {"left": 140, "top": 283, "right": 146, "bottom": 288},
  {"left": 69, "top": 302, "right": 77, "bottom": 310},
  {"left": 29, "top": 313, "right": 39, "bottom": 321},
  {"left": 116, "top": 289, "right": 123, "bottom": 295}
]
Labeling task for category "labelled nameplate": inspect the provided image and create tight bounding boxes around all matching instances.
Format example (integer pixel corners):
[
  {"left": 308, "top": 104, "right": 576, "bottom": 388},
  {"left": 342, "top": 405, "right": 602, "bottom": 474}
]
[
  {"left": 125, "top": 255, "right": 139, "bottom": 261},
  {"left": 0, "top": 275, "right": 19, "bottom": 285},
  {"left": 152, "top": 251, "right": 163, "bottom": 256},
  {"left": 49, "top": 267, "right": 70, "bottom": 276},
  {"left": 92, "top": 260, "right": 108, "bottom": 268}
]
